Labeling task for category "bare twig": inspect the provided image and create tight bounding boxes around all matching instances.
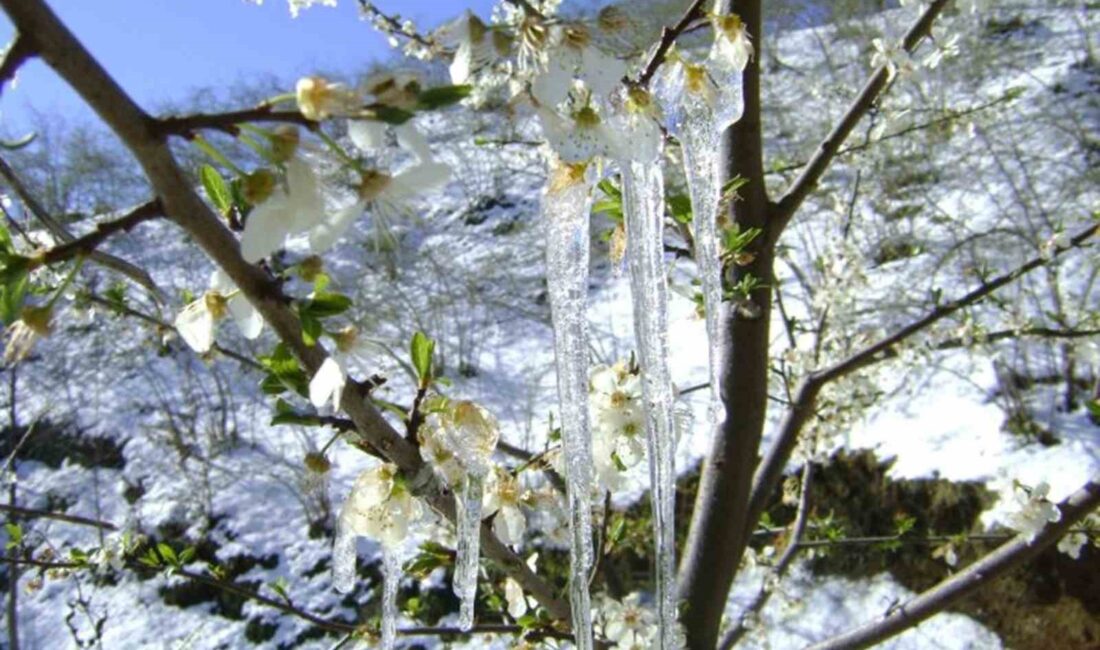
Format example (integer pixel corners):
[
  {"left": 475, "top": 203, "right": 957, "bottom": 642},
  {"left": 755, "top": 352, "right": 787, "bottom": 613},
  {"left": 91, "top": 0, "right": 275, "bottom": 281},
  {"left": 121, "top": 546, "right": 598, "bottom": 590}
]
[
  {"left": 38, "top": 200, "right": 161, "bottom": 267},
  {"left": 806, "top": 481, "right": 1100, "bottom": 650},
  {"left": 771, "top": 0, "right": 950, "bottom": 239},
  {"left": 356, "top": 0, "right": 436, "bottom": 49},
  {"left": 0, "top": 503, "right": 118, "bottom": 531},
  {"left": 630, "top": 0, "right": 710, "bottom": 88},
  {"left": 746, "top": 223, "right": 1099, "bottom": 539},
  {"left": 0, "top": 156, "right": 163, "bottom": 299},
  {"left": 718, "top": 461, "right": 814, "bottom": 650},
  {"left": 155, "top": 106, "right": 316, "bottom": 138}
]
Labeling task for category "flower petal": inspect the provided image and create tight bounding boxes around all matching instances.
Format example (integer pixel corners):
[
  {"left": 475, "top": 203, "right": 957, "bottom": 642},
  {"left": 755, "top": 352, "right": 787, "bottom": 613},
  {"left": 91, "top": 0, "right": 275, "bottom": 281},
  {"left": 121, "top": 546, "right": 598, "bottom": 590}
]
[
  {"left": 174, "top": 301, "right": 214, "bottom": 353},
  {"left": 241, "top": 193, "right": 295, "bottom": 262},
  {"left": 309, "top": 200, "right": 365, "bottom": 253},
  {"left": 348, "top": 120, "right": 387, "bottom": 153},
  {"left": 309, "top": 357, "right": 347, "bottom": 409}
]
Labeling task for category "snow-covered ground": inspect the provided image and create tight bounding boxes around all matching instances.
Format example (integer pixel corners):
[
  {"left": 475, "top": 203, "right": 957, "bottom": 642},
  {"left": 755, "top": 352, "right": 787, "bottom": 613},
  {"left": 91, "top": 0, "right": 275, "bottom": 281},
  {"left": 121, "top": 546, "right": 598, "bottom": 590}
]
[{"left": 2, "top": 1, "right": 1097, "bottom": 648}]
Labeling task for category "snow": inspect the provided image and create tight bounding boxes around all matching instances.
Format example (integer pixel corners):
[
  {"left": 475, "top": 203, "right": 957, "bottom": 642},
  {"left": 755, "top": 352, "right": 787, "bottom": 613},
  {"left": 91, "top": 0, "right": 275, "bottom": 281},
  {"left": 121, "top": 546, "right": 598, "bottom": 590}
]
[{"left": 2, "top": 2, "right": 1097, "bottom": 648}]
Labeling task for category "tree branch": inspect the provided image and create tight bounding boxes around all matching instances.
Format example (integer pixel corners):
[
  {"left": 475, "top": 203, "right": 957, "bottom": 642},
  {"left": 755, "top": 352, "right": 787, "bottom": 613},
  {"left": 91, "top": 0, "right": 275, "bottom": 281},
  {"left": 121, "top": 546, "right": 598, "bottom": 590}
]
[
  {"left": 0, "top": 34, "right": 33, "bottom": 95},
  {"left": 0, "top": 156, "right": 164, "bottom": 299},
  {"left": 745, "top": 223, "right": 1098, "bottom": 542},
  {"left": 771, "top": 0, "right": 949, "bottom": 238},
  {"left": 155, "top": 106, "right": 316, "bottom": 139},
  {"left": 0, "top": 503, "right": 118, "bottom": 531},
  {"left": 630, "top": 0, "right": 710, "bottom": 88},
  {"left": 38, "top": 200, "right": 161, "bottom": 267},
  {"left": 356, "top": 0, "right": 437, "bottom": 49},
  {"left": 806, "top": 481, "right": 1100, "bottom": 650},
  {"left": 0, "top": 0, "right": 570, "bottom": 623}
]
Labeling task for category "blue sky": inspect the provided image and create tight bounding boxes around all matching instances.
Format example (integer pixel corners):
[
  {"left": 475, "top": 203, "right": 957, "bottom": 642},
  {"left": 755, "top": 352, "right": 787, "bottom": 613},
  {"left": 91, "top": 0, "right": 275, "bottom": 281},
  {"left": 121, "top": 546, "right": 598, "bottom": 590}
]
[{"left": 0, "top": 0, "right": 497, "bottom": 133}]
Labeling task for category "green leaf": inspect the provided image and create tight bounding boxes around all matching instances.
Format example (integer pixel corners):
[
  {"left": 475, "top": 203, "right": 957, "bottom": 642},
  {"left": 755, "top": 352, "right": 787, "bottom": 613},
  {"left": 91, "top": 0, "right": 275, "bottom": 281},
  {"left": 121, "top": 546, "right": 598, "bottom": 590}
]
[
  {"left": 259, "top": 344, "right": 309, "bottom": 397},
  {"left": 0, "top": 223, "right": 13, "bottom": 257},
  {"left": 157, "top": 543, "right": 178, "bottom": 564},
  {"left": 667, "top": 193, "right": 693, "bottom": 225},
  {"left": 0, "top": 266, "right": 29, "bottom": 325},
  {"left": 417, "top": 84, "right": 472, "bottom": 110},
  {"left": 410, "top": 331, "right": 434, "bottom": 387},
  {"left": 300, "top": 292, "right": 352, "bottom": 319},
  {"left": 271, "top": 399, "right": 322, "bottom": 427},
  {"left": 372, "top": 398, "right": 408, "bottom": 419},
  {"left": 4, "top": 523, "right": 22, "bottom": 550},
  {"left": 200, "top": 165, "right": 232, "bottom": 215},
  {"left": 300, "top": 311, "right": 322, "bottom": 347},
  {"left": 364, "top": 105, "right": 415, "bottom": 125},
  {"left": 271, "top": 577, "right": 291, "bottom": 602},
  {"left": 138, "top": 548, "right": 162, "bottom": 568},
  {"left": 178, "top": 546, "right": 196, "bottom": 565}
]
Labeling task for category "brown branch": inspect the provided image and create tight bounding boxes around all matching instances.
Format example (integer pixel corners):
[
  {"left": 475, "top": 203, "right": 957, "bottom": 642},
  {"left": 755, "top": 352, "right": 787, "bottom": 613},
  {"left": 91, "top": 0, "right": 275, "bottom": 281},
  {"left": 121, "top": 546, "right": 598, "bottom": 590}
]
[
  {"left": 39, "top": 199, "right": 161, "bottom": 267},
  {"left": 0, "top": 156, "right": 163, "bottom": 299},
  {"left": 0, "top": 34, "right": 33, "bottom": 95},
  {"left": 155, "top": 106, "right": 316, "bottom": 139},
  {"left": 718, "top": 461, "right": 814, "bottom": 650},
  {"left": 806, "top": 481, "right": 1100, "bottom": 650},
  {"left": 0, "top": 1, "right": 568, "bottom": 618},
  {"left": 630, "top": 0, "right": 710, "bottom": 88},
  {"left": 766, "top": 94, "right": 1014, "bottom": 177},
  {"left": 745, "top": 223, "right": 1099, "bottom": 543},
  {"left": 0, "top": 503, "right": 118, "bottom": 531},
  {"left": 771, "top": 0, "right": 950, "bottom": 238}
]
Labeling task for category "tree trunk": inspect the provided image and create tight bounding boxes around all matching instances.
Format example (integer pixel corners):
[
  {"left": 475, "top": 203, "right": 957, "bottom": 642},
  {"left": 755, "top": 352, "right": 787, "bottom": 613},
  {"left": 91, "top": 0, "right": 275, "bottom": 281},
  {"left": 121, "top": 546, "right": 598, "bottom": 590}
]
[{"left": 678, "top": 1, "right": 772, "bottom": 647}]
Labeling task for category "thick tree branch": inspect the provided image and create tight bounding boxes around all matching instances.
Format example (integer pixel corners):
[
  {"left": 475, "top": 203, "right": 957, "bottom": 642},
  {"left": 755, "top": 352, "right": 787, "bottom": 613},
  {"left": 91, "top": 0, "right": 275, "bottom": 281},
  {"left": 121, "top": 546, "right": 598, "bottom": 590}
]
[
  {"left": 155, "top": 106, "right": 316, "bottom": 138},
  {"left": 38, "top": 200, "right": 161, "bottom": 267},
  {"left": 771, "top": 0, "right": 949, "bottom": 239},
  {"left": 0, "top": 0, "right": 569, "bottom": 624},
  {"left": 746, "top": 224, "right": 1098, "bottom": 540},
  {"left": 0, "top": 156, "right": 163, "bottom": 299},
  {"left": 806, "top": 481, "right": 1100, "bottom": 650},
  {"left": 679, "top": 1, "right": 772, "bottom": 646}
]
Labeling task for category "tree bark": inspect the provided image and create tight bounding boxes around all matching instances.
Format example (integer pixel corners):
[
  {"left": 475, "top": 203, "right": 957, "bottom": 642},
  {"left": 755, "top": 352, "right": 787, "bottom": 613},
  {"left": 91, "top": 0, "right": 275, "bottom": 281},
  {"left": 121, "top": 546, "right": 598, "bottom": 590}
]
[{"left": 678, "top": 1, "right": 773, "bottom": 648}]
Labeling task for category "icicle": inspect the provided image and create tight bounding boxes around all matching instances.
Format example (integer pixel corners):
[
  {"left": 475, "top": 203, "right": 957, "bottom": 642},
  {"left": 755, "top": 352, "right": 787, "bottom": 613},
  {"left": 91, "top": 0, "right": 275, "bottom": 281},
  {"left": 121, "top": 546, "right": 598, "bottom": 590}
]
[
  {"left": 332, "top": 510, "right": 358, "bottom": 594},
  {"left": 543, "top": 161, "right": 596, "bottom": 650},
  {"left": 621, "top": 158, "right": 680, "bottom": 648},
  {"left": 454, "top": 473, "right": 484, "bottom": 630},
  {"left": 681, "top": 119, "right": 725, "bottom": 424},
  {"left": 381, "top": 546, "right": 401, "bottom": 650}
]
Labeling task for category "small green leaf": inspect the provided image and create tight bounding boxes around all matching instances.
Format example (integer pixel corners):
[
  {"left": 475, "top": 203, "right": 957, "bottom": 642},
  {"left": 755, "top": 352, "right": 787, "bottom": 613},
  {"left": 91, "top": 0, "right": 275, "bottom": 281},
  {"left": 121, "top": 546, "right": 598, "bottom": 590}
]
[
  {"left": 300, "top": 292, "right": 352, "bottom": 319},
  {"left": 667, "top": 193, "right": 693, "bottom": 225},
  {"left": 364, "top": 105, "right": 415, "bottom": 125},
  {"left": 271, "top": 577, "right": 291, "bottom": 602},
  {"left": 200, "top": 165, "right": 232, "bottom": 215},
  {"left": 138, "top": 548, "right": 162, "bottom": 568},
  {"left": 0, "top": 266, "right": 29, "bottom": 325},
  {"left": 157, "top": 543, "right": 178, "bottom": 566},
  {"left": 178, "top": 546, "right": 196, "bottom": 565},
  {"left": 417, "top": 84, "right": 472, "bottom": 110},
  {"left": 271, "top": 399, "right": 322, "bottom": 426},
  {"left": 410, "top": 331, "right": 434, "bottom": 387},
  {"left": 4, "top": 523, "right": 22, "bottom": 549},
  {"left": 300, "top": 311, "right": 322, "bottom": 347}
]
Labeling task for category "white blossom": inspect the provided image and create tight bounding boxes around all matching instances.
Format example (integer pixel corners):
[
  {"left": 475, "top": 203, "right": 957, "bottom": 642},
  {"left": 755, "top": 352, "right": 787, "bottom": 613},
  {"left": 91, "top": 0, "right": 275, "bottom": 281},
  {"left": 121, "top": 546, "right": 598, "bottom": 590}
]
[
  {"left": 308, "top": 326, "right": 383, "bottom": 410},
  {"left": 296, "top": 76, "right": 360, "bottom": 121},
  {"left": 308, "top": 162, "right": 450, "bottom": 253},
  {"left": 589, "top": 362, "right": 646, "bottom": 490},
  {"left": 482, "top": 466, "right": 527, "bottom": 545},
  {"left": 1005, "top": 481, "right": 1062, "bottom": 544},
  {"left": 530, "top": 24, "right": 627, "bottom": 107},
  {"left": 871, "top": 38, "right": 913, "bottom": 82},
  {"left": 1056, "top": 531, "right": 1088, "bottom": 560},
  {"left": 240, "top": 157, "right": 326, "bottom": 262},
  {"left": 538, "top": 105, "right": 618, "bottom": 164},
  {"left": 174, "top": 270, "right": 262, "bottom": 354}
]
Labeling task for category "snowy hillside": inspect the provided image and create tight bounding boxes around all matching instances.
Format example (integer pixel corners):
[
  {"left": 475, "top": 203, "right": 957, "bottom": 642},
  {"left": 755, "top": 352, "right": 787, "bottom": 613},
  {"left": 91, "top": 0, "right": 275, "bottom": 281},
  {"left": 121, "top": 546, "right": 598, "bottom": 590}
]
[{"left": 1, "top": 1, "right": 1097, "bottom": 649}]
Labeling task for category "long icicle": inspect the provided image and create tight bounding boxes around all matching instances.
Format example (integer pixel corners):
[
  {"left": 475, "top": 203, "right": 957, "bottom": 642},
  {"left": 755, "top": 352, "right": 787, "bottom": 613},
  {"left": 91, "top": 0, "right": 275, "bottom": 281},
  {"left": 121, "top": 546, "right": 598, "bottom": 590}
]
[
  {"left": 681, "top": 120, "right": 725, "bottom": 424},
  {"left": 543, "top": 162, "right": 596, "bottom": 650},
  {"left": 622, "top": 159, "right": 679, "bottom": 647},
  {"left": 381, "top": 546, "right": 401, "bottom": 650},
  {"left": 454, "top": 473, "right": 483, "bottom": 630}
]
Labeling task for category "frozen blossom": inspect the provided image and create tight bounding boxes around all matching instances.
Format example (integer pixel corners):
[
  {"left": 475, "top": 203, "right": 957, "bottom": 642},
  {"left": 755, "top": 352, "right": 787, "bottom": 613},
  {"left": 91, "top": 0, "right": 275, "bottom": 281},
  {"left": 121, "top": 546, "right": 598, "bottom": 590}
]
[
  {"left": 332, "top": 463, "right": 423, "bottom": 592},
  {"left": 710, "top": 11, "right": 754, "bottom": 73},
  {"left": 3, "top": 305, "right": 51, "bottom": 365},
  {"left": 309, "top": 326, "right": 383, "bottom": 410},
  {"left": 531, "top": 23, "right": 627, "bottom": 107}
]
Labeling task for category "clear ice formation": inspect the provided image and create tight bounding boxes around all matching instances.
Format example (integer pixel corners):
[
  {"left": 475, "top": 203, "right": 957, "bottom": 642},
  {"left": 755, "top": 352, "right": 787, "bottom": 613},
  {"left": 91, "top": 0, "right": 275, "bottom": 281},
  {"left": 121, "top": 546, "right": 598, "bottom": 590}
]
[
  {"left": 543, "top": 164, "right": 596, "bottom": 650},
  {"left": 621, "top": 157, "right": 680, "bottom": 649},
  {"left": 381, "top": 547, "right": 401, "bottom": 650},
  {"left": 454, "top": 473, "right": 484, "bottom": 630}
]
